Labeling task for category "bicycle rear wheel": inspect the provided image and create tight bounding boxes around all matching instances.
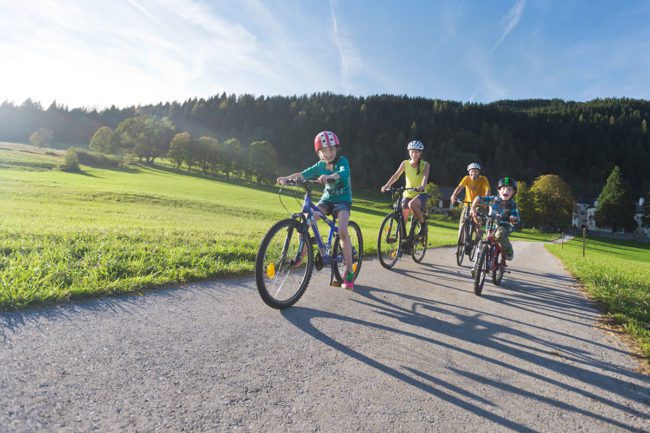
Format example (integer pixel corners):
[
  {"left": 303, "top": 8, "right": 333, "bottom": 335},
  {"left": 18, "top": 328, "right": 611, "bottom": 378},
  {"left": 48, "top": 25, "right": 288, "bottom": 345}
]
[
  {"left": 456, "top": 221, "right": 468, "bottom": 266},
  {"left": 473, "top": 244, "right": 489, "bottom": 295},
  {"left": 255, "top": 219, "right": 313, "bottom": 309},
  {"left": 411, "top": 220, "right": 427, "bottom": 263},
  {"left": 378, "top": 214, "right": 401, "bottom": 269},
  {"left": 333, "top": 220, "right": 364, "bottom": 283},
  {"left": 492, "top": 249, "right": 505, "bottom": 286}
]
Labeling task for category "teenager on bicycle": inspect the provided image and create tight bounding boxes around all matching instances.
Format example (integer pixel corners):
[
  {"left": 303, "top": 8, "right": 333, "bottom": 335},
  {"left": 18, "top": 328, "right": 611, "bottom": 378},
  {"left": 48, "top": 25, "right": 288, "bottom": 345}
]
[
  {"left": 450, "top": 162, "right": 491, "bottom": 240},
  {"left": 470, "top": 177, "right": 520, "bottom": 261},
  {"left": 380, "top": 140, "right": 430, "bottom": 237},
  {"left": 276, "top": 131, "right": 356, "bottom": 289}
]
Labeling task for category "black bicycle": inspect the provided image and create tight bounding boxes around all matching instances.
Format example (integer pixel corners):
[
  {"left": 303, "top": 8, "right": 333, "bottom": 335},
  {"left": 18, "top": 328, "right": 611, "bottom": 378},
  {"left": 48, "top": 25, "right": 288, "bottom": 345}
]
[
  {"left": 377, "top": 187, "right": 428, "bottom": 269},
  {"left": 455, "top": 200, "right": 481, "bottom": 266}
]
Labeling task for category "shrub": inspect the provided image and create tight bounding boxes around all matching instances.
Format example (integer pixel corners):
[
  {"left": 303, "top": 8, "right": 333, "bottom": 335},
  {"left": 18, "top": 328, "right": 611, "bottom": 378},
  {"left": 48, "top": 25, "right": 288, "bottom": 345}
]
[{"left": 59, "top": 149, "right": 81, "bottom": 172}]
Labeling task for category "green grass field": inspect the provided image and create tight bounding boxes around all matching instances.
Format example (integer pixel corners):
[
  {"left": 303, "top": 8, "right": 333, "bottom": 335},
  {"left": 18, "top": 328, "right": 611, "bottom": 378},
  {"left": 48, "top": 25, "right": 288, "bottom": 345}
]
[
  {"left": 0, "top": 142, "right": 586, "bottom": 312},
  {"left": 547, "top": 238, "right": 650, "bottom": 359},
  {"left": 0, "top": 143, "right": 465, "bottom": 309}
]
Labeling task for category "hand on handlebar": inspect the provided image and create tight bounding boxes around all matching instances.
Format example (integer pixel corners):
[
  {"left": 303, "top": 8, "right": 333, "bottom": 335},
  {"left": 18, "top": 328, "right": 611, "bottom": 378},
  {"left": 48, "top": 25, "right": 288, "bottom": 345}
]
[{"left": 509, "top": 215, "right": 519, "bottom": 224}]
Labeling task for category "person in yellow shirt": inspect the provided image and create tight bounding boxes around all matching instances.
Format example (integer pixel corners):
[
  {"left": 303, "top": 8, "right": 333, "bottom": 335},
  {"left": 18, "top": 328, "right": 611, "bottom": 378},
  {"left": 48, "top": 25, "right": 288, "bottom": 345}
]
[
  {"left": 450, "top": 162, "right": 491, "bottom": 239},
  {"left": 381, "top": 140, "right": 430, "bottom": 236}
]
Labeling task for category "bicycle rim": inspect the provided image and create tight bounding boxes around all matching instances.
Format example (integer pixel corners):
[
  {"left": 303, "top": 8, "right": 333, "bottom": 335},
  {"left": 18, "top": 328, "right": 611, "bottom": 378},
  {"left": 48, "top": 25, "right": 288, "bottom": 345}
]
[
  {"left": 378, "top": 214, "right": 401, "bottom": 269},
  {"left": 333, "top": 220, "right": 364, "bottom": 283},
  {"left": 255, "top": 219, "right": 313, "bottom": 309}
]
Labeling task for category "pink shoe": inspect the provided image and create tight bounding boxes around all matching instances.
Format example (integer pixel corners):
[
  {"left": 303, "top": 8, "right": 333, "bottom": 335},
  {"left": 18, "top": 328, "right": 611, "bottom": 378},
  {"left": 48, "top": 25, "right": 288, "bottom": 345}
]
[{"left": 341, "top": 271, "right": 355, "bottom": 290}]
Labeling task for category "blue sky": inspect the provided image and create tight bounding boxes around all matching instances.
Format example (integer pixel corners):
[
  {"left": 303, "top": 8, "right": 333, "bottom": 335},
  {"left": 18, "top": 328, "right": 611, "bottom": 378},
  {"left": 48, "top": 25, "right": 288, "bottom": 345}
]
[{"left": 1, "top": 0, "right": 649, "bottom": 109}]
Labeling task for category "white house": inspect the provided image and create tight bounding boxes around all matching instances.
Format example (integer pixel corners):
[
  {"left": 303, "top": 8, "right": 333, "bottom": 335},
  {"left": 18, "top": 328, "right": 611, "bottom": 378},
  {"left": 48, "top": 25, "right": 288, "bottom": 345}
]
[{"left": 573, "top": 197, "right": 649, "bottom": 236}]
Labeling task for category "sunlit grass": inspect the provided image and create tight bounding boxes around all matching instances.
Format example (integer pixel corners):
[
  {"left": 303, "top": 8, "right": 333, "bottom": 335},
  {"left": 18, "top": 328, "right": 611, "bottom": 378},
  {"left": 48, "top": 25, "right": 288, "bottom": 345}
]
[
  {"left": 1, "top": 144, "right": 555, "bottom": 309},
  {"left": 547, "top": 238, "right": 650, "bottom": 359}
]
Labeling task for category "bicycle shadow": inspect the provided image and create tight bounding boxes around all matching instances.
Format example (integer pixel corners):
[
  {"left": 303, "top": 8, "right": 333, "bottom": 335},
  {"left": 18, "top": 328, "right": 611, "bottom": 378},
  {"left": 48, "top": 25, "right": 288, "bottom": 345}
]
[{"left": 282, "top": 282, "right": 649, "bottom": 433}]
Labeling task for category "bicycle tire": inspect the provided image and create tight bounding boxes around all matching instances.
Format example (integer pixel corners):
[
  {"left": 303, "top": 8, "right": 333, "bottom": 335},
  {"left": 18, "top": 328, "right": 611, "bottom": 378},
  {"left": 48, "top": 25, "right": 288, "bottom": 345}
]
[
  {"left": 255, "top": 219, "right": 313, "bottom": 309},
  {"left": 378, "top": 214, "right": 401, "bottom": 269},
  {"left": 473, "top": 244, "right": 489, "bottom": 296},
  {"left": 492, "top": 249, "right": 505, "bottom": 286},
  {"left": 469, "top": 237, "right": 478, "bottom": 262},
  {"left": 411, "top": 220, "right": 427, "bottom": 263},
  {"left": 332, "top": 220, "right": 364, "bottom": 283},
  {"left": 456, "top": 220, "right": 468, "bottom": 266}
]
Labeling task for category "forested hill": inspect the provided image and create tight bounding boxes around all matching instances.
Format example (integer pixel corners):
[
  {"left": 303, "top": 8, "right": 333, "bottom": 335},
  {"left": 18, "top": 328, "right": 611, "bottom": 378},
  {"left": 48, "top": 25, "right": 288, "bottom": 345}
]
[{"left": 1, "top": 94, "right": 648, "bottom": 198}]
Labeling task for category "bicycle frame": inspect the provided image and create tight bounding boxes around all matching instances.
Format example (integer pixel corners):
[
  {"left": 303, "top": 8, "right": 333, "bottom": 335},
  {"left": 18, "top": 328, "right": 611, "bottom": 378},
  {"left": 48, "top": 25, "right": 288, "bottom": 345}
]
[
  {"left": 479, "top": 214, "right": 504, "bottom": 270},
  {"left": 293, "top": 186, "right": 342, "bottom": 265},
  {"left": 389, "top": 187, "right": 420, "bottom": 242}
]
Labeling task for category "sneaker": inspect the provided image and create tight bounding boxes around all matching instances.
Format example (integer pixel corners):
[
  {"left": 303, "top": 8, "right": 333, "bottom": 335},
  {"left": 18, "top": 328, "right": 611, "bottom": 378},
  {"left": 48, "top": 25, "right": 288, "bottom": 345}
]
[{"left": 342, "top": 271, "right": 355, "bottom": 290}]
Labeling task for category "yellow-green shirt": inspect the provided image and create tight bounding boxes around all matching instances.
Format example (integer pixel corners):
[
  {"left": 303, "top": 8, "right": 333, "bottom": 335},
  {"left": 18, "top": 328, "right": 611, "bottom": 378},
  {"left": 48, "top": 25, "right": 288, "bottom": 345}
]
[
  {"left": 403, "top": 160, "right": 427, "bottom": 199},
  {"left": 458, "top": 175, "right": 490, "bottom": 203}
]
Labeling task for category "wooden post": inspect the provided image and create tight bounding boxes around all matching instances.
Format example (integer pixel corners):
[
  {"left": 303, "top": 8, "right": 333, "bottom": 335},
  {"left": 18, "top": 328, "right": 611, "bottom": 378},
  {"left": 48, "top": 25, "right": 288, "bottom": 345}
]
[{"left": 582, "top": 227, "right": 586, "bottom": 257}]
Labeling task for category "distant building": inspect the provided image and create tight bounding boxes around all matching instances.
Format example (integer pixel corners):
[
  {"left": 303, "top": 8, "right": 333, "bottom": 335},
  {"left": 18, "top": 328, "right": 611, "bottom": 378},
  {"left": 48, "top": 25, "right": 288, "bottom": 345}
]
[{"left": 573, "top": 197, "right": 649, "bottom": 237}]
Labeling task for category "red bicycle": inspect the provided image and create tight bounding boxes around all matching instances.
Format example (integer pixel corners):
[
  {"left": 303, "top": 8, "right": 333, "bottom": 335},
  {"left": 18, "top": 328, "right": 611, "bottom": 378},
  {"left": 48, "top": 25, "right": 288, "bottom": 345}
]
[{"left": 472, "top": 212, "right": 509, "bottom": 295}]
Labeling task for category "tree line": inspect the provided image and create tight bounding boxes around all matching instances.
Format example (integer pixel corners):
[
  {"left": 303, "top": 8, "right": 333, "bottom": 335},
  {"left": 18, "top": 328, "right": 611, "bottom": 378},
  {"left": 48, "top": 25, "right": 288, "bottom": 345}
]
[{"left": 2, "top": 94, "right": 648, "bottom": 198}]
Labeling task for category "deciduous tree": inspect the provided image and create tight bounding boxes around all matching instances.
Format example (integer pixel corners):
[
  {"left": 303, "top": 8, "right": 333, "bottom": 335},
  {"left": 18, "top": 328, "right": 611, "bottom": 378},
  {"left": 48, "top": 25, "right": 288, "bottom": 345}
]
[
  {"left": 89, "top": 126, "right": 118, "bottom": 154},
  {"left": 29, "top": 128, "right": 54, "bottom": 148},
  {"left": 529, "top": 174, "right": 574, "bottom": 230}
]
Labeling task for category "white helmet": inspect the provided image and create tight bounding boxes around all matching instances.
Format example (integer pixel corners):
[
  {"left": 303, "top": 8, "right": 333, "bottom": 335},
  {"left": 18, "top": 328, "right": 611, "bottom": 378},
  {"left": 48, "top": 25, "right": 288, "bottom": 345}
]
[
  {"left": 407, "top": 140, "right": 424, "bottom": 151},
  {"left": 467, "top": 162, "right": 481, "bottom": 171}
]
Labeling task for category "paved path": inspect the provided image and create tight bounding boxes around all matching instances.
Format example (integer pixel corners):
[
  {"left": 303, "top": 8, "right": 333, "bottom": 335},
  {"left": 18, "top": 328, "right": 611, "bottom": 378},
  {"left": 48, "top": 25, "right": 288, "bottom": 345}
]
[{"left": 1, "top": 242, "right": 648, "bottom": 432}]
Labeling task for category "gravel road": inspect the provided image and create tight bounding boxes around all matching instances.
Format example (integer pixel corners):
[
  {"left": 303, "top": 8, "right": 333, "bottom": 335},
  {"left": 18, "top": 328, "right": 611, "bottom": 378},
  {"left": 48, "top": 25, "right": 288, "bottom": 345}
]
[{"left": 1, "top": 241, "right": 648, "bottom": 433}]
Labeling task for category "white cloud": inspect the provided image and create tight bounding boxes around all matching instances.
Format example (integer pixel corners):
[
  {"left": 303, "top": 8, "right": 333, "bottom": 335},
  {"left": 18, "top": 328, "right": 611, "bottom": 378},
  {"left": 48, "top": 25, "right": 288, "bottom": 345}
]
[
  {"left": 491, "top": 0, "right": 526, "bottom": 53},
  {"left": 329, "top": 0, "right": 362, "bottom": 91}
]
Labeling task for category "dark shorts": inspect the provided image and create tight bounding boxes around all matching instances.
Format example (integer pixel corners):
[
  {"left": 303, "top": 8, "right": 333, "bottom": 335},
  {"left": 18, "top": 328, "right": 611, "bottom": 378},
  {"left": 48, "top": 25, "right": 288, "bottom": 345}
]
[
  {"left": 401, "top": 193, "right": 429, "bottom": 209},
  {"left": 317, "top": 201, "right": 352, "bottom": 218}
]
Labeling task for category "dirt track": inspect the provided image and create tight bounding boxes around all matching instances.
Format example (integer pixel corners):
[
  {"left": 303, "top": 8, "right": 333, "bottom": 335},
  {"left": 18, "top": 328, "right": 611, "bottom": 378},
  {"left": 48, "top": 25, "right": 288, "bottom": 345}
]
[{"left": 1, "top": 242, "right": 648, "bottom": 432}]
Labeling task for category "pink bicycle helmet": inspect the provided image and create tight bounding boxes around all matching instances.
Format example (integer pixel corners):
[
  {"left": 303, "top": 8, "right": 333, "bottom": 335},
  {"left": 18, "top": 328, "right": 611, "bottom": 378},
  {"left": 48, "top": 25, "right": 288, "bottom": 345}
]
[{"left": 314, "top": 131, "right": 340, "bottom": 152}]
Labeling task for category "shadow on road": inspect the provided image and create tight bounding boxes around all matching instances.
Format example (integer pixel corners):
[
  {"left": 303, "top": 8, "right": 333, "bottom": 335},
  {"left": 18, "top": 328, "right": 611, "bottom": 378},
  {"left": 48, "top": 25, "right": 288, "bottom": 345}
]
[{"left": 282, "top": 263, "right": 649, "bottom": 433}]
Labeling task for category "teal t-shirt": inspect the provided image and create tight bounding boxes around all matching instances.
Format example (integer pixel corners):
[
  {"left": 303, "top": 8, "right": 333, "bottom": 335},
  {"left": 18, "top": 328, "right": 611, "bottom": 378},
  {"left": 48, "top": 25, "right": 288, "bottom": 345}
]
[{"left": 300, "top": 156, "right": 352, "bottom": 203}]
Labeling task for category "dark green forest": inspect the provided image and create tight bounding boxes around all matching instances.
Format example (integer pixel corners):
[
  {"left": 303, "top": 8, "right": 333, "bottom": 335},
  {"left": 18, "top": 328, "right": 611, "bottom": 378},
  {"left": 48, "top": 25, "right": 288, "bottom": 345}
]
[{"left": 1, "top": 94, "right": 648, "bottom": 199}]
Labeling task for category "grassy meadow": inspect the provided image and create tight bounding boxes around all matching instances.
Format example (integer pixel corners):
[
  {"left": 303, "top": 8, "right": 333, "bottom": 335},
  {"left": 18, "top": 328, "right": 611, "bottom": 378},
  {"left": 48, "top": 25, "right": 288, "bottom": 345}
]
[
  {"left": 0, "top": 141, "right": 615, "bottom": 317},
  {"left": 547, "top": 238, "right": 650, "bottom": 359},
  {"left": 0, "top": 143, "right": 465, "bottom": 309}
]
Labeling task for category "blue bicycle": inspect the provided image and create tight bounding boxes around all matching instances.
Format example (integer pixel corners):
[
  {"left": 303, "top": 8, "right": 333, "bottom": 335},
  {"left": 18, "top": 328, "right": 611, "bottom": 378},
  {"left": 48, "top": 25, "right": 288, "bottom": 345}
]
[{"left": 255, "top": 179, "right": 363, "bottom": 309}]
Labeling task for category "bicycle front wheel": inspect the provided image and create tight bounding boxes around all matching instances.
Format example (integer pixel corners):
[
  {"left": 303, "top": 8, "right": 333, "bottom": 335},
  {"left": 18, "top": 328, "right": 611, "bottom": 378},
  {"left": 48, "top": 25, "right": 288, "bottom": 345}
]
[
  {"left": 456, "top": 221, "right": 467, "bottom": 266},
  {"left": 255, "top": 219, "right": 313, "bottom": 309},
  {"left": 473, "top": 244, "right": 489, "bottom": 296},
  {"left": 333, "top": 220, "right": 364, "bottom": 283},
  {"left": 378, "top": 214, "right": 401, "bottom": 269},
  {"left": 492, "top": 249, "right": 505, "bottom": 286},
  {"left": 411, "top": 220, "right": 427, "bottom": 263}
]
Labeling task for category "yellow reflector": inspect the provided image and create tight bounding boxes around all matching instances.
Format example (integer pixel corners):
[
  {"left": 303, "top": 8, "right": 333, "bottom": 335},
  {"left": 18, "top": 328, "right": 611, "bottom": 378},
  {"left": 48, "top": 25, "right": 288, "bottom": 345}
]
[
  {"left": 266, "top": 263, "right": 276, "bottom": 279},
  {"left": 390, "top": 251, "right": 397, "bottom": 259},
  {"left": 352, "top": 263, "right": 358, "bottom": 272}
]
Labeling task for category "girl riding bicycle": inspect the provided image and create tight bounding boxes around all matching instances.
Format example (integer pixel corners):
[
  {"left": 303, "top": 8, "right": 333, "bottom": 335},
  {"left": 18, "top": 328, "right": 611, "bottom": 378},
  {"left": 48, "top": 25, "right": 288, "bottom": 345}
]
[
  {"left": 276, "top": 131, "right": 356, "bottom": 289},
  {"left": 380, "top": 140, "right": 430, "bottom": 236}
]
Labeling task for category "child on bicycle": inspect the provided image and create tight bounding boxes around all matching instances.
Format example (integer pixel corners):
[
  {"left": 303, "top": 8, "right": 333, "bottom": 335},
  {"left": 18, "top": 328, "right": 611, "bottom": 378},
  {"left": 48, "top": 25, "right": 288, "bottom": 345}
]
[
  {"left": 380, "top": 140, "right": 430, "bottom": 236},
  {"left": 276, "top": 131, "right": 356, "bottom": 289},
  {"left": 469, "top": 177, "right": 520, "bottom": 261},
  {"left": 450, "top": 162, "right": 491, "bottom": 242}
]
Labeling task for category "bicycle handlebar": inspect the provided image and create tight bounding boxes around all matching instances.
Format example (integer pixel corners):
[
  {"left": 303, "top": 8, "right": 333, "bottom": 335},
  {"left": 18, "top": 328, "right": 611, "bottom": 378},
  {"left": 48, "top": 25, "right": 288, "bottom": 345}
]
[{"left": 382, "top": 186, "right": 420, "bottom": 194}]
